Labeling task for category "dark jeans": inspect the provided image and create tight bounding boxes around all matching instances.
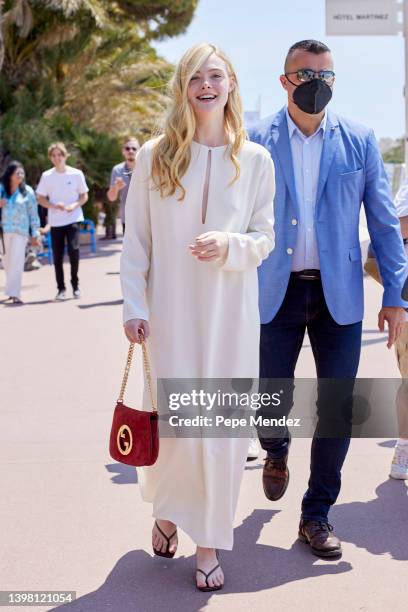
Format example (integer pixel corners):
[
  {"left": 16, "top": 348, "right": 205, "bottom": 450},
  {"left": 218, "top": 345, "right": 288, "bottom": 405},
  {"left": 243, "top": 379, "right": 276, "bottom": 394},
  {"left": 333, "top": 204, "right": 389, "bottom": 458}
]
[
  {"left": 258, "top": 274, "right": 362, "bottom": 522},
  {"left": 51, "top": 223, "right": 80, "bottom": 291}
]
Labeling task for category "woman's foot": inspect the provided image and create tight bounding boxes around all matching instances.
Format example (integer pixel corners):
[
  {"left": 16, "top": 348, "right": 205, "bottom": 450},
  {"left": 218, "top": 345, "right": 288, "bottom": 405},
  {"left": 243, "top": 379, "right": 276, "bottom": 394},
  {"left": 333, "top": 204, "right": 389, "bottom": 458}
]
[
  {"left": 196, "top": 547, "right": 224, "bottom": 591},
  {"left": 152, "top": 519, "right": 178, "bottom": 556},
  {"left": 11, "top": 297, "right": 23, "bottom": 305}
]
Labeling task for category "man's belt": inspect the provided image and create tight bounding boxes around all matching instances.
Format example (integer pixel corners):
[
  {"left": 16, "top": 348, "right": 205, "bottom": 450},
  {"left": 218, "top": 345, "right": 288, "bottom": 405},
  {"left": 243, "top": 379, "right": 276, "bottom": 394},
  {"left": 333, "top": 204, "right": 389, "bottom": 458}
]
[{"left": 291, "top": 269, "right": 321, "bottom": 280}]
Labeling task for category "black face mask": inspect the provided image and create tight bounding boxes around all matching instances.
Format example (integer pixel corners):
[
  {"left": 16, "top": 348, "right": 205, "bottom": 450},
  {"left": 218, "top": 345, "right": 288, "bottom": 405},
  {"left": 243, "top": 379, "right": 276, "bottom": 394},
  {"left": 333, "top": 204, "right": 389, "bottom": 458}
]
[{"left": 292, "top": 79, "right": 332, "bottom": 115}]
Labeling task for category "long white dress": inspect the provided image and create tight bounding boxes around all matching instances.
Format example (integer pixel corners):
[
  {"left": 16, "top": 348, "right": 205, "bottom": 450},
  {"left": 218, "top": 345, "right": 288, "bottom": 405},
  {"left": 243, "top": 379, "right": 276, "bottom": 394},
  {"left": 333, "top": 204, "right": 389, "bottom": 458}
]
[{"left": 120, "top": 138, "right": 275, "bottom": 550}]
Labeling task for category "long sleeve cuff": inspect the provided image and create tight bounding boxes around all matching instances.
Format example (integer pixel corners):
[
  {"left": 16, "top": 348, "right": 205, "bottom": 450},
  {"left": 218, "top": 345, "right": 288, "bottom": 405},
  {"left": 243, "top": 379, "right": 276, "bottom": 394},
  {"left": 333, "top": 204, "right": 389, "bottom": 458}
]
[
  {"left": 123, "top": 302, "right": 149, "bottom": 324},
  {"left": 382, "top": 287, "right": 408, "bottom": 309},
  {"left": 221, "top": 232, "right": 273, "bottom": 272}
]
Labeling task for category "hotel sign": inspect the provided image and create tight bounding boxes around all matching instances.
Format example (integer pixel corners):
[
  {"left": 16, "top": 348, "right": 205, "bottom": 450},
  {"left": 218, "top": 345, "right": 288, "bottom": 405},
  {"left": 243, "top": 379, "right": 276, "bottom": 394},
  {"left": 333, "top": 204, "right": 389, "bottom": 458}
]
[{"left": 326, "top": 0, "right": 399, "bottom": 36}]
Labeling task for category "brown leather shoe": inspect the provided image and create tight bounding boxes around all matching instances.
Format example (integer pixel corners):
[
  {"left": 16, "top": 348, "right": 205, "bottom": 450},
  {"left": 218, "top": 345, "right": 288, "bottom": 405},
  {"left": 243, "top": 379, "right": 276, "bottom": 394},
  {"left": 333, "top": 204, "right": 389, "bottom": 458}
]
[
  {"left": 298, "top": 520, "right": 342, "bottom": 557},
  {"left": 262, "top": 454, "right": 289, "bottom": 501}
]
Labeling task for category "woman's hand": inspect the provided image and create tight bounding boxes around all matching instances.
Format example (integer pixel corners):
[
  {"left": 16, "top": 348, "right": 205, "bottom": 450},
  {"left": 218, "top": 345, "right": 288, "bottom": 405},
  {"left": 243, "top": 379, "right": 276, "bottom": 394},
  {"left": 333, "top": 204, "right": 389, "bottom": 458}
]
[
  {"left": 0, "top": 198, "right": 7, "bottom": 208},
  {"left": 189, "top": 231, "right": 229, "bottom": 263},
  {"left": 31, "top": 237, "right": 40, "bottom": 247},
  {"left": 124, "top": 318, "right": 150, "bottom": 344}
]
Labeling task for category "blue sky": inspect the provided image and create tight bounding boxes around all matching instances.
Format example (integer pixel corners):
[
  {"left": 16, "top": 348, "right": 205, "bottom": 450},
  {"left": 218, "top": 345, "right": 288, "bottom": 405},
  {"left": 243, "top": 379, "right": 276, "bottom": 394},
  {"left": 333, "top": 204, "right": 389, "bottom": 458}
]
[{"left": 154, "top": 0, "right": 405, "bottom": 139}]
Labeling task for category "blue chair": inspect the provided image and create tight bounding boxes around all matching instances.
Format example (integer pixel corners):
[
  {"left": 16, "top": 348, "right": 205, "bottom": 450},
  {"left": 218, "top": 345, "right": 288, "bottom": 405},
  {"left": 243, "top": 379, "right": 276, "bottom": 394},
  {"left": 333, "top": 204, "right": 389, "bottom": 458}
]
[
  {"left": 37, "top": 231, "right": 53, "bottom": 264},
  {"left": 80, "top": 219, "right": 97, "bottom": 253},
  {"left": 37, "top": 219, "right": 97, "bottom": 265}
]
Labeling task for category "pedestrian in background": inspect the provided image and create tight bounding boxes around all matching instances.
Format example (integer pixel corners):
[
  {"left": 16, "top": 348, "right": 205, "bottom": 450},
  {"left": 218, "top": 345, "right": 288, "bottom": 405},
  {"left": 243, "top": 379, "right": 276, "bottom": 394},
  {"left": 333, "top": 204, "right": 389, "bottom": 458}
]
[
  {"left": 36, "top": 142, "right": 89, "bottom": 301},
  {"left": 365, "top": 176, "right": 408, "bottom": 480},
  {"left": 107, "top": 136, "right": 140, "bottom": 237},
  {"left": 0, "top": 161, "right": 40, "bottom": 304}
]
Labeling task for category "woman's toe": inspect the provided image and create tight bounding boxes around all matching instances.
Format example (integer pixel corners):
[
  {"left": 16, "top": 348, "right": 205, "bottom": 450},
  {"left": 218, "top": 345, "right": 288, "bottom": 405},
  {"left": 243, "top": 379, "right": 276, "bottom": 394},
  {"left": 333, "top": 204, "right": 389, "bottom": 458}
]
[
  {"left": 156, "top": 537, "right": 163, "bottom": 552},
  {"left": 215, "top": 569, "right": 224, "bottom": 587},
  {"left": 152, "top": 531, "right": 161, "bottom": 551},
  {"left": 196, "top": 572, "right": 205, "bottom": 588},
  {"left": 169, "top": 539, "right": 178, "bottom": 554}
]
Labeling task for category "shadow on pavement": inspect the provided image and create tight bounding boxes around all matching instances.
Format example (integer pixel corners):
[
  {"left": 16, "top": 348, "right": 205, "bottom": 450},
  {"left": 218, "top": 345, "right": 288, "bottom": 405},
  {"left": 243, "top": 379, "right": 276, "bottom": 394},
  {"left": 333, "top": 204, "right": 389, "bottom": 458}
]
[
  {"left": 105, "top": 463, "right": 138, "bottom": 485},
  {"left": 105, "top": 460, "right": 262, "bottom": 483},
  {"left": 78, "top": 300, "right": 123, "bottom": 309},
  {"left": 53, "top": 509, "right": 351, "bottom": 612},
  {"left": 81, "top": 248, "right": 122, "bottom": 261},
  {"left": 11, "top": 299, "right": 56, "bottom": 306},
  {"left": 361, "top": 337, "right": 389, "bottom": 347},
  {"left": 331, "top": 479, "right": 408, "bottom": 560},
  {"left": 378, "top": 439, "right": 397, "bottom": 448}
]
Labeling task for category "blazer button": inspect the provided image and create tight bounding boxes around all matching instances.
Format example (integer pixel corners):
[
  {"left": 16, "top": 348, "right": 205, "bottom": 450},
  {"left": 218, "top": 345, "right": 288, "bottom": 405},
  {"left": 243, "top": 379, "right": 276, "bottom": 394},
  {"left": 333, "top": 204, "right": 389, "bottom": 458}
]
[
  {"left": 291, "top": 218, "right": 297, "bottom": 225},
  {"left": 287, "top": 248, "right": 293, "bottom": 255}
]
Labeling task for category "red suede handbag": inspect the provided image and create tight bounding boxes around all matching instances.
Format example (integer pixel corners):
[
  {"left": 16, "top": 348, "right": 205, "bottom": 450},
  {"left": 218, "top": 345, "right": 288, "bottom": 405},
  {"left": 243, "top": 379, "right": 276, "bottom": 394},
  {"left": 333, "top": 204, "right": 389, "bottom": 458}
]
[{"left": 109, "top": 340, "right": 159, "bottom": 466}]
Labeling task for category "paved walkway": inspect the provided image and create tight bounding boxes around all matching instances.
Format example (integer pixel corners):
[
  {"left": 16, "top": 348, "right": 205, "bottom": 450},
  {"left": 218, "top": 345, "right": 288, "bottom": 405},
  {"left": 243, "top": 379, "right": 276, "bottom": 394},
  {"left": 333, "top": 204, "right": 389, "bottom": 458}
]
[{"left": 0, "top": 236, "right": 407, "bottom": 612}]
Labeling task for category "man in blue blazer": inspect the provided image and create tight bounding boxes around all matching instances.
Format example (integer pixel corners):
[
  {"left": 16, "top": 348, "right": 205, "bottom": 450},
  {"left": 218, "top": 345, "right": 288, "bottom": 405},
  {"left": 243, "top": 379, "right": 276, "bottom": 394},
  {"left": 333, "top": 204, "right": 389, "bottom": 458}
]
[{"left": 249, "top": 39, "right": 407, "bottom": 557}]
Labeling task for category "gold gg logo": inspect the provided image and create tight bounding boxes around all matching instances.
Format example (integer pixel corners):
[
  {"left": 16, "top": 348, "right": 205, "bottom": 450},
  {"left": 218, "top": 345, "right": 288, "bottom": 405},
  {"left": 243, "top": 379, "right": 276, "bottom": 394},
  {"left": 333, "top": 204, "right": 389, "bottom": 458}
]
[{"left": 117, "top": 425, "right": 133, "bottom": 456}]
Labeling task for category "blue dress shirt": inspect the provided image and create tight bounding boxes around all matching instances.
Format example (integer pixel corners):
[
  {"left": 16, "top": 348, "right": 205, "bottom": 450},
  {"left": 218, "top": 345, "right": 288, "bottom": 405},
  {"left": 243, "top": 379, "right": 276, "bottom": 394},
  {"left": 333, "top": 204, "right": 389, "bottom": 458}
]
[{"left": 286, "top": 108, "right": 327, "bottom": 271}]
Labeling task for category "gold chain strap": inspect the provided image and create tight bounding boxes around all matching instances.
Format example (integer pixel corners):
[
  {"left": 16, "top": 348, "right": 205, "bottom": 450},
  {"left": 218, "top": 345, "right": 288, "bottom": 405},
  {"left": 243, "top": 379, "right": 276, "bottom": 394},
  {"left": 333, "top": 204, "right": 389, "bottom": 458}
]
[{"left": 117, "top": 339, "right": 156, "bottom": 412}]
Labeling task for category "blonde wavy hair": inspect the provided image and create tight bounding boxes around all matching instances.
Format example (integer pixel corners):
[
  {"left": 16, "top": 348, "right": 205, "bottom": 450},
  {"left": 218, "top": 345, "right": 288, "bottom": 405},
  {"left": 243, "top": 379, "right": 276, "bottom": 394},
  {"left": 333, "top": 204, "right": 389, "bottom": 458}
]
[{"left": 151, "top": 43, "right": 246, "bottom": 201}]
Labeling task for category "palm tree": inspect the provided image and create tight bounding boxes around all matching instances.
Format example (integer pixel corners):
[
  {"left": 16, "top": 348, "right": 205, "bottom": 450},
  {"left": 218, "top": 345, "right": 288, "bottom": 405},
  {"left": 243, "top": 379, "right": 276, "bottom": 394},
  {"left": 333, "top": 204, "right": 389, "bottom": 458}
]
[
  {"left": 0, "top": 1, "right": 4, "bottom": 71},
  {"left": 0, "top": 0, "right": 198, "bottom": 215},
  {"left": 1, "top": 1, "right": 197, "bottom": 91}
]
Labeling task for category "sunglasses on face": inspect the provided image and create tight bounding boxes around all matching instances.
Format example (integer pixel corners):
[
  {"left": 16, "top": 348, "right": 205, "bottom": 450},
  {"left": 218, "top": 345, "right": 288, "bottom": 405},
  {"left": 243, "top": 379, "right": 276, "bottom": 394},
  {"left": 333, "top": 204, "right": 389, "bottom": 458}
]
[
  {"left": 15, "top": 171, "right": 25, "bottom": 177},
  {"left": 285, "top": 69, "right": 335, "bottom": 85},
  {"left": 125, "top": 146, "right": 138, "bottom": 152}
]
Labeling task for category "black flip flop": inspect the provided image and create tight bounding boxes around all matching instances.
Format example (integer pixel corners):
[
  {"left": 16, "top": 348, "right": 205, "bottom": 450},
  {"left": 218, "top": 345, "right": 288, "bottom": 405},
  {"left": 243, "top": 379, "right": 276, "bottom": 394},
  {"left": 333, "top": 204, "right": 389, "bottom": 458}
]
[
  {"left": 196, "top": 551, "right": 223, "bottom": 592},
  {"left": 153, "top": 520, "right": 178, "bottom": 558}
]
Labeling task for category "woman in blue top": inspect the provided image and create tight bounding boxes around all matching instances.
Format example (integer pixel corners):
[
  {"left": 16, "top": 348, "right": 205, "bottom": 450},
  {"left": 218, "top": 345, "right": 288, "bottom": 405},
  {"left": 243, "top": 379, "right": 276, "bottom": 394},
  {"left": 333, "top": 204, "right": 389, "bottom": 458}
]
[{"left": 0, "top": 161, "right": 40, "bottom": 304}]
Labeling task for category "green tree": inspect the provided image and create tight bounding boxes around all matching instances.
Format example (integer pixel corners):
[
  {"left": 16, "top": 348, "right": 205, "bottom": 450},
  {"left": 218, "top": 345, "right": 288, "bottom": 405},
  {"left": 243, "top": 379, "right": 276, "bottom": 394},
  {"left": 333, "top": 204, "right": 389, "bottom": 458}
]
[
  {"left": 0, "top": 0, "right": 197, "bottom": 220},
  {"left": 0, "top": 1, "right": 4, "bottom": 70},
  {"left": 383, "top": 139, "right": 404, "bottom": 164}
]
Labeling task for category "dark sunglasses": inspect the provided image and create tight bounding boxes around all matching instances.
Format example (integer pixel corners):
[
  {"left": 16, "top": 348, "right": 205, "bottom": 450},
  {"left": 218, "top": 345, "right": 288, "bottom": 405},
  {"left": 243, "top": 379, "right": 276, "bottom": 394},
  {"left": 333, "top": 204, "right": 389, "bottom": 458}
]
[
  {"left": 125, "top": 146, "right": 138, "bottom": 152},
  {"left": 285, "top": 69, "right": 335, "bottom": 85}
]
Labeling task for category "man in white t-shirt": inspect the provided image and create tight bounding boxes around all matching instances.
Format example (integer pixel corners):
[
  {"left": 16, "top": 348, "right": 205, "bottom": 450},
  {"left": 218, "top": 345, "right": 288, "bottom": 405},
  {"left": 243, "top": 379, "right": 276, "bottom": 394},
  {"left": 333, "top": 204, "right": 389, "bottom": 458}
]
[{"left": 37, "top": 142, "right": 89, "bottom": 300}]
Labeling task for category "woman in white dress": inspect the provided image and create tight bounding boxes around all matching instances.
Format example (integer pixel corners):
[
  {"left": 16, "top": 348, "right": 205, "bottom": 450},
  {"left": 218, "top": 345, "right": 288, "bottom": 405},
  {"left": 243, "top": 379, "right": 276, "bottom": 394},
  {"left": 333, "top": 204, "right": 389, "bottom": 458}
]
[{"left": 121, "top": 42, "right": 275, "bottom": 591}]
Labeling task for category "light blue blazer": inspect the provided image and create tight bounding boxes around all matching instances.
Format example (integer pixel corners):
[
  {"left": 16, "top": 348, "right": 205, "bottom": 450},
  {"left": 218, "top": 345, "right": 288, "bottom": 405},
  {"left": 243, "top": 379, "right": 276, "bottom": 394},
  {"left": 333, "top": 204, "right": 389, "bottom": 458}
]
[{"left": 249, "top": 106, "right": 408, "bottom": 325}]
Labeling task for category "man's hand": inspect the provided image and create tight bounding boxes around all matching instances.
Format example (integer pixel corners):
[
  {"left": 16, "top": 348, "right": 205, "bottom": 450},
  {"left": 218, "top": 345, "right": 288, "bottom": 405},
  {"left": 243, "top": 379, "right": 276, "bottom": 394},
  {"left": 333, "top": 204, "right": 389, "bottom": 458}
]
[
  {"left": 0, "top": 198, "right": 7, "bottom": 208},
  {"left": 378, "top": 307, "right": 406, "bottom": 348},
  {"left": 124, "top": 318, "right": 150, "bottom": 344},
  {"left": 189, "top": 231, "right": 229, "bottom": 263},
  {"left": 115, "top": 177, "right": 126, "bottom": 191},
  {"left": 65, "top": 203, "right": 77, "bottom": 212},
  {"left": 31, "top": 237, "right": 40, "bottom": 247},
  {"left": 54, "top": 202, "right": 66, "bottom": 211}
]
